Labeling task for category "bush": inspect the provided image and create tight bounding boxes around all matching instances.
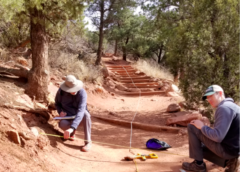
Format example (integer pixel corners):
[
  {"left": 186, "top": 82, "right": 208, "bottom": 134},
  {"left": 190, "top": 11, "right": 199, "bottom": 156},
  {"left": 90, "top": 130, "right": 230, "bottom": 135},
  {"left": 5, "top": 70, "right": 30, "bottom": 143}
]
[
  {"left": 133, "top": 59, "right": 173, "bottom": 81},
  {"left": 0, "top": 48, "right": 11, "bottom": 61},
  {"left": 49, "top": 48, "right": 103, "bottom": 84}
]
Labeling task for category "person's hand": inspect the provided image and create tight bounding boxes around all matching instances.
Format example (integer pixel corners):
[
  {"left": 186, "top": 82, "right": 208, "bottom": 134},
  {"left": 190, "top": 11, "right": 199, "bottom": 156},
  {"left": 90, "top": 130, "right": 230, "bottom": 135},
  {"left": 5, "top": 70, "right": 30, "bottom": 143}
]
[
  {"left": 60, "top": 111, "right": 67, "bottom": 117},
  {"left": 190, "top": 120, "right": 204, "bottom": 129},
  {"left": 64, "top": 128, "right": 74, "bottom": 139}
]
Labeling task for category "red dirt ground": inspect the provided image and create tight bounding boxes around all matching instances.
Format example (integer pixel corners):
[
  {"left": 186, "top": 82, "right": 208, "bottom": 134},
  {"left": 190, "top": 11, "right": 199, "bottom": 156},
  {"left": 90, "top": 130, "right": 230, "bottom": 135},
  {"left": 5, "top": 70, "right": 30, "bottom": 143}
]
[{"left": 0, "top": 58, "right": 225, "bottom": 172}]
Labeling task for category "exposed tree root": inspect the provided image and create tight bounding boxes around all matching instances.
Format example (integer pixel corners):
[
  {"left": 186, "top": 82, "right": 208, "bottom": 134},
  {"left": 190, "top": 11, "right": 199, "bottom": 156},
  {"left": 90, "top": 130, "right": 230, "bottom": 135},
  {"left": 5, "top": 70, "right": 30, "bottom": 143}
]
[
  {"left": 92, "top": 115, "right": 180, "bottom": 133},
  {"left": 0, "top": 65, "right": 29, "bottom": 78},
  {"left": 1, "top": 103, "right": 50, "bottom": 120}
]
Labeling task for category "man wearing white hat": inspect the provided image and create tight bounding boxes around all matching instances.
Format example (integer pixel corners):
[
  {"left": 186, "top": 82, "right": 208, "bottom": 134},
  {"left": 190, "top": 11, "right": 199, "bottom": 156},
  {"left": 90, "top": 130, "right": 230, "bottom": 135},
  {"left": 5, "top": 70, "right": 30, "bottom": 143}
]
[
  {"left": 182, "top": 85, "right": 239, "bottom": 172},
  {"left": 55, "top": 75, "right": 91, "bottom": 152}
]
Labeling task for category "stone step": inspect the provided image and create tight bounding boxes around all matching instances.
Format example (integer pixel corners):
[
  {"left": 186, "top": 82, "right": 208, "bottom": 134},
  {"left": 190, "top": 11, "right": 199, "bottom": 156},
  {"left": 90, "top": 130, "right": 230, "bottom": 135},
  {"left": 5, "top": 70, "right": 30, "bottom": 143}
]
[
  {"left": 118, "top": 79, "right": 155, "bottom": 83},
  {"left": 110, "top": 70, "right": 137, "bottom": 73},
  {"left": 122, "top": 84, "right": 160, "bottom": 88},
  {"left": 105, "top": 65, "right": 132, "bottom": 68},
  {"left": 110, "top": 66, "right": 133, "bottom": 69},
  {"left": 118, "top": 76, "right": 152, "bottom": 80},
  {"left": 115, "top": 73, "right": 146, "bottom": 77},
  {"left": 119, "top": 91, "right": 165, "bottom": 96}
]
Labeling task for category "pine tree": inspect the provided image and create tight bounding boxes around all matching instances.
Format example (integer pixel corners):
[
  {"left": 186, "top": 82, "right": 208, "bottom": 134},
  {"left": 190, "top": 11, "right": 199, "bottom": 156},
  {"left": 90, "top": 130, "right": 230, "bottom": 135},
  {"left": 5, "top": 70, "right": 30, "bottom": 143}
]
[
  {"left": 1, "top": 0, "right": 86, "bottom": 102},
  {"left": 87, "top": 0, "right": 136, "bottom": 65}
]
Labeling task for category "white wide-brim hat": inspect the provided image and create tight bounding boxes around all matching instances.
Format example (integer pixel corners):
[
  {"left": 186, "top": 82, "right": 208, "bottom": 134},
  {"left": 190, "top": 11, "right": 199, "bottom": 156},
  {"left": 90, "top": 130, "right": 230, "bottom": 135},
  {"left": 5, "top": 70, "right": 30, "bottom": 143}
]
[{"left": 60, "top": 75, "right": 83, "bottom": 93}]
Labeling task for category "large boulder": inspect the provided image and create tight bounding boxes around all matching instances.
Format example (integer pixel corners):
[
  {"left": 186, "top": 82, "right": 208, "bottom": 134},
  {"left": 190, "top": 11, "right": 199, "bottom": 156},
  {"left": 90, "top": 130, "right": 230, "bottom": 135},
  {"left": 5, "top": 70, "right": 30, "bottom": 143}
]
[
  {"left": 115, "top": 84, "right": 128, "bottom": 91},
  {"left": 7, "top": 130, "right": 21, "bottom": 144},
  {"left": 167, "top": 103, "right": 181, "bottom": 112},
  {"left": 166, "top": 111, "right": 208, "bottom": 127},
  {"left": 101, "top": 66, "right": 109, "bottom": 78},
  {"left": 167, "top": 92, "right": 180, "bottom": 97}
]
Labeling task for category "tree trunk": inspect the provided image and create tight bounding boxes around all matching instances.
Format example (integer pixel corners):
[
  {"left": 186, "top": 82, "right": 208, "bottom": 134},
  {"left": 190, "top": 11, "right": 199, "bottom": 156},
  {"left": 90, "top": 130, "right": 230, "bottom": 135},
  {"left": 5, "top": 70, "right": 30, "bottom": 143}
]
[
  {"left": 122, "top": 37, "right": 129, "bottom": 61},
  {"left": 158, "top": 44, "right": 164, "bottom": 64},
  {"left": 114, "top": 40, "right": 118, "bottom": 56},
  {"left": 25, "top": 8, "right": 49, "bottom": 102},
  {"left": 95, "top": 1, "right": 104, "bottom": 65}
]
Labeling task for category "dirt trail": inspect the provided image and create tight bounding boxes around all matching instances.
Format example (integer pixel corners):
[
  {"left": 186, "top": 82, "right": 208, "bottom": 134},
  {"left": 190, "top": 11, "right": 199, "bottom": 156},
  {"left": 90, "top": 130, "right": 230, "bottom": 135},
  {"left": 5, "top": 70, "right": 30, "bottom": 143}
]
[{"left": 0, "top": 57, "right": 224, "bottom": 172}]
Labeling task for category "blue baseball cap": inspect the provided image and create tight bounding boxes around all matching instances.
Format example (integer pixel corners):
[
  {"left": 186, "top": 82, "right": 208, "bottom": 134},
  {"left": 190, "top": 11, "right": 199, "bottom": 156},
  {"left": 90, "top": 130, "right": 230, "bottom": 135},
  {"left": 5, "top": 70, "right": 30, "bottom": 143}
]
[{"left": 202, "top": 85, "right": 224, "bottom": 100}]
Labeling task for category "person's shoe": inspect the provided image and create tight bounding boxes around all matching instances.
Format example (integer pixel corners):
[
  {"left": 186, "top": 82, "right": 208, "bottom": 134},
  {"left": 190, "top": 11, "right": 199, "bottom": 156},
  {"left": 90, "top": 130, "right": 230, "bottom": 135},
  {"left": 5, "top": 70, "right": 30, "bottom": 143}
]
[
  {"left": 225, "top": 156, "right": 240, "bottom": 172},
  {"left": 81, "top": 142, "right": 92, "bottom": 152},
  {"left": 69, "top": 130, "right": 76, "bottom": 141},
  {"left": 182, "top": 160, "right": 207, "bottom": 172},
  {"left": 69, "top": 135, "right": 75, "bottom": 141}
]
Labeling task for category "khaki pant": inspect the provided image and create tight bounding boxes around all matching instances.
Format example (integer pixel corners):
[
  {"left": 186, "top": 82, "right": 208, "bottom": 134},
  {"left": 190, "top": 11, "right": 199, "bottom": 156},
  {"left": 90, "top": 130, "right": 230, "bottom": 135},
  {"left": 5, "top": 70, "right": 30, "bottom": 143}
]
[{"left": 59, "top": 110, "right": 91, "bottom": 143}]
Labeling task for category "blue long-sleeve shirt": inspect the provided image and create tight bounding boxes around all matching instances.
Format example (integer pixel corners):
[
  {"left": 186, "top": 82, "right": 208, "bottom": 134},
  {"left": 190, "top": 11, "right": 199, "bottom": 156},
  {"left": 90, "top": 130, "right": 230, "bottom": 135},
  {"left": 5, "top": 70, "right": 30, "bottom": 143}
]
[
  {"left": 55, "top": 88, "right": 88, "bottom": 129},
  {"left": 201, "top": 98, "right": 240, "bottom": 156}
]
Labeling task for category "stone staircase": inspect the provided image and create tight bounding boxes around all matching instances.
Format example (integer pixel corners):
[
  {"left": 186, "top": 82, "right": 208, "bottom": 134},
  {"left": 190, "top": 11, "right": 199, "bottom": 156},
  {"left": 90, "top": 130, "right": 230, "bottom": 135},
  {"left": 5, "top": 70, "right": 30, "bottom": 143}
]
[{"left": 103, "top": 57, "right": 168, "bottom": 96}]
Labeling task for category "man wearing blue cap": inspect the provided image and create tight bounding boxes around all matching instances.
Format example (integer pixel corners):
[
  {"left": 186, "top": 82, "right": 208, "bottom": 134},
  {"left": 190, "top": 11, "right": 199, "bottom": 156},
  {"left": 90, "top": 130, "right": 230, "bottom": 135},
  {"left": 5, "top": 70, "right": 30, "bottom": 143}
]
[{"left": 182, "top": 85, "right": 239, "bottom": 172}]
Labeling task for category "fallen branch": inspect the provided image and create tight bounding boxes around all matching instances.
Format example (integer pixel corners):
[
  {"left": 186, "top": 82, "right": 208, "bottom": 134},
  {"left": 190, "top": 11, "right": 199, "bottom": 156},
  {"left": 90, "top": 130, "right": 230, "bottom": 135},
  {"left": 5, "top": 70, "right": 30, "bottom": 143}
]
[{"left": 92, "top": 115, "right": 180, "bottom": 133}]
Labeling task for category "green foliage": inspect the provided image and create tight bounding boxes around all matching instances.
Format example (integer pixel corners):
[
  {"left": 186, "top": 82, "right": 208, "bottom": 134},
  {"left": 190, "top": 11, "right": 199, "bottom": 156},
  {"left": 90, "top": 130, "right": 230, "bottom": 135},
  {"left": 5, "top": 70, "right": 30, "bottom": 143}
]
[
  {"left": 164, "top": 0, "right": 239, "bottom": 105},
  {"left": 87, "top": 0, "right": 136, "bottom": 64},
  {"left": 0, "top": 0, "right": 87, "bottom": 47},
  {"left": 0, "top": 15, "right": 29, "bottom": 47}
]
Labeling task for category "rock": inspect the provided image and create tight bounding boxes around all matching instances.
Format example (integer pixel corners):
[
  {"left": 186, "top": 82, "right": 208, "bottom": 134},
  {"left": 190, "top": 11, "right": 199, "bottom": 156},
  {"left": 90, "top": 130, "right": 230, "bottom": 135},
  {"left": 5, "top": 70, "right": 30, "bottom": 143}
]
[
  {"left": 167, "top": 92, "right": 180, "bottom": 97},
  {"left": 109, "top": 112, "right": 117, "bottom": 116},
  {"left": 16, "top": 57, "right": 28, "bottom": 66},
  {"left": 37, "top": 136, "right": 49, "bottom": 150},
  {"left": 30, "top": 127, "right": 39, "bottom": 137},
  {"left": 94, "top": 85, "right": 105, "bottom": 94},
  {"left": 158, "top": 81, "right": 163, "bottom": 88},
  {"left": 115, "top": 84, "right": 128, "bottom": 91},
  {"left": 48, "top": 82, "right": 59, "bottom": 97},
  {"left": 101, "top": 66, "right": 109, "bottom": 78},
  {"left": 7, "top": 130, "right": 21, "bottom": 144},
  {"left": 171, "top": 84, "right": 179, "bottom": 92},
  {"left": 18, "top": 131, "right": 33, "bottom": 140},
  {"left": 112, "top": 56, "right": 118, "bottom": 61},
  {"left": 178, "top": 101, "right": 187, "bottom": 109},
  {"left": 178, "top": 129, "right": 187, "bottom": 136},
  {"left": 126, "top": 88, "right": 141, "bottom": 92},
  {"left": 35, "top": 102, "right": 47, "bottom": 109},
  {"left": 47, "top": 94, "right": 55, "bottom": 109},
  {"left": 135, "top": 71, "right": 143, "bottom": 75},
  {"left": 161, "top": 84, "right": 171, "bottom": 92},
  {"left": 112, "top": 76, "right": 118, "bottom": 81},
  {"left": 166, "top": 111, "right": 202, "bottom": 126},
  {"left": 106, "top": 78, "right": 115, "bottom": 88},
  {"left": 9, "top": 123, "right": 17, "bottom": 129},
  {"left": 16, "top": 94, "right": 34, "bottom": 109},
  {"left": 167, "top": 103, "right": 181, "bottom": 112}
]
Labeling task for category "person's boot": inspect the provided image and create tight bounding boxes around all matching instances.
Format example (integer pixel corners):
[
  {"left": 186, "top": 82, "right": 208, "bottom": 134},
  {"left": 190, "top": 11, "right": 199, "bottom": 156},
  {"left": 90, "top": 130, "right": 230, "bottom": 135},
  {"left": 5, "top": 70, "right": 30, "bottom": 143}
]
[
  {"left": 81, "top": 141, "right": 92, "bottom": 152},
  {"left": 69, "top": 130, "right": 76, "bottom": 141},
  {"left": 225, "top": 156, "right": 240, "bottom": 172},
  {"left": 182, "top": 160, "right": 207, "bottom": 172}
]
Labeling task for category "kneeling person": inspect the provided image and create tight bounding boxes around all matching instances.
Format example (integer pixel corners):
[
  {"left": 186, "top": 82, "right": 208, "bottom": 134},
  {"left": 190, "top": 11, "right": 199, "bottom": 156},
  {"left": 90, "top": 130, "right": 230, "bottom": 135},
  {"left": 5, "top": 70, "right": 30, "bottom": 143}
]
[
  {"left": 55, "top": 75, "right": 91, "bottom": 152},
  {"left": 182, "top": 85, "right": 239, "bottom": 172}
]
